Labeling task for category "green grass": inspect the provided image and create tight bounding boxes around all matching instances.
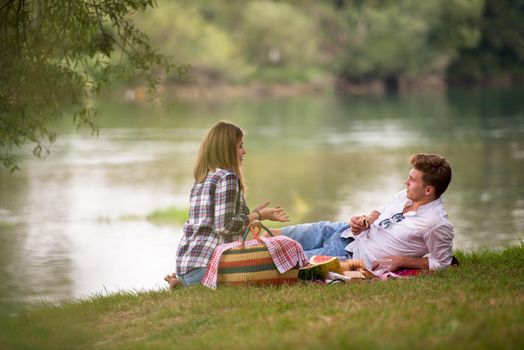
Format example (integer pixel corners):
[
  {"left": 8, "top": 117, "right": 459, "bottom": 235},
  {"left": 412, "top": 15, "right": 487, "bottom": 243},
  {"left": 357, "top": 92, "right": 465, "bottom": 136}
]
[{"left": 1, "top": 245, "right": 523, "bottom": 349}]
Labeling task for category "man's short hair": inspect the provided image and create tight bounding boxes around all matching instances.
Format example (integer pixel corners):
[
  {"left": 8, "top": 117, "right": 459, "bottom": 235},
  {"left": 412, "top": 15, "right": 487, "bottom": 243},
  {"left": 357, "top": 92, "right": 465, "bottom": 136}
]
[{"left": 410, "top": 154, "right": 452, "bottom": 198}]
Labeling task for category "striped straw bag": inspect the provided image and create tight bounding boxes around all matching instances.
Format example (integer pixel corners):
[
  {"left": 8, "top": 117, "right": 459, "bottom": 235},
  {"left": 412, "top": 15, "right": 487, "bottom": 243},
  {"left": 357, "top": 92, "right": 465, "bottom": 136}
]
[{"left": 217, "top": 225, "right": 299, "bottom": 286}]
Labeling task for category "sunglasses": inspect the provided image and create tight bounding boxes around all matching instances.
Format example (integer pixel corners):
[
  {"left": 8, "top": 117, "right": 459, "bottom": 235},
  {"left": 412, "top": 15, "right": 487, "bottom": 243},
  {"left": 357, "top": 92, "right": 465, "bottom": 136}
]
[{"left": 378, "top": 212, "right": 405, "bottom": 229}]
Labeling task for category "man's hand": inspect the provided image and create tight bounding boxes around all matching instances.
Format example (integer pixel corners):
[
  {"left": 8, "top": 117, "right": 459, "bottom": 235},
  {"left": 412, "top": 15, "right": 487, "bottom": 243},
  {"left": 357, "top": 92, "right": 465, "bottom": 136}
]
[
  {"left": 350, "top": 210, "right": 379, "bottom": 235},
  {"left": 371, "top": 256, "right": 403, "bottom": 273},
  {"left": 371, "top": 255, "right": 429, "bottom": 273},
  {"left": 350, "top": 215, "right": 369, "bottom": 235}
]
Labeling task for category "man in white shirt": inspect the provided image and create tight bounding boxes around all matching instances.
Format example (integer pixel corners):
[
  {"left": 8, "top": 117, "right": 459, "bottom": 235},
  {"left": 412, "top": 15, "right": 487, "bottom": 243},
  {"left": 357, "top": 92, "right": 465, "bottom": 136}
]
[{"left": 271, "top": 153, "right": 454, "bottom": 275}]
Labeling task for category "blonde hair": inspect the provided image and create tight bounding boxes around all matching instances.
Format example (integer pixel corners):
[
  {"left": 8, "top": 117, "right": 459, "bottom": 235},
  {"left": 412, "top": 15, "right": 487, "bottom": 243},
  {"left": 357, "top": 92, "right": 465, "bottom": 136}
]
[{"left": 193, "top": 121, "right": 246, "bottom": 192}]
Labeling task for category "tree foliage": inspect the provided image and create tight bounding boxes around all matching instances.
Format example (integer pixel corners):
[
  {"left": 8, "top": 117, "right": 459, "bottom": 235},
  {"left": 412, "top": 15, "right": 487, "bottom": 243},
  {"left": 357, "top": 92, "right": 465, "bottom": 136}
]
[
  {"left": 1, "top": 0, "right": 520, "bottom": 171},
  {"left": 336, "top": 0, "right": 484, "bottom": 81},
  {"left": 448, "top": 0, "right": 524, "bottom": 80},
  {"left": 136, "top": 0, "right": 490, "bottom": 85},
  {"left": 134, "top": 0, "right": 251, "bottom": 83},
  {"left": 239, "top": 2, "right": 319, "bottom": 69},
  {"left": 136, "top": 0, "right": 324, "bottom": 83},
  {"left": 0, "top": 0, "right": 178, "bottom": 170}
]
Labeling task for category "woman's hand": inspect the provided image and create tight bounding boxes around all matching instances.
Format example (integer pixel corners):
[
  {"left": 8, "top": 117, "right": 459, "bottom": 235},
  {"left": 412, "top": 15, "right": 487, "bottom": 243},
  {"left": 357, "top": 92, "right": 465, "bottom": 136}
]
[
  {"left": 260, "top": 206, "right": 289, "bottom": 222},
  {"left": 253, "top": 200, "right": 270, "bottom": 213}
]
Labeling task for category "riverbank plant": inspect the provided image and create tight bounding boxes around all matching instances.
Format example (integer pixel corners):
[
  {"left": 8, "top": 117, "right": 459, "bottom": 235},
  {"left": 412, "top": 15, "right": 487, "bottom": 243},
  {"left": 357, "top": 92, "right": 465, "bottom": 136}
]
[{"left": 146, "top": 207, "right": 189, "bottom": 225}]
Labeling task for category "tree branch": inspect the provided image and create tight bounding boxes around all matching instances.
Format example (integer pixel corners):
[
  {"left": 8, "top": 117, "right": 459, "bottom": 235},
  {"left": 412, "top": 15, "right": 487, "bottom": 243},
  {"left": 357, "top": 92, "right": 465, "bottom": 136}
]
[{"left": 0, "top": 0, "right": 16, "bottom": 13}]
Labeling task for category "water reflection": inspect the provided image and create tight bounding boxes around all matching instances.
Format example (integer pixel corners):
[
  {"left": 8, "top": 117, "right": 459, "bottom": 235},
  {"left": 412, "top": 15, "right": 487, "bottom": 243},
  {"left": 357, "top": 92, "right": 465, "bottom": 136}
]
[
  {"left": 0, "top": 166, "right": 74, "bottom": 315},
  {"left": 0, "top": 87, "right": 523, "bottom": 314}
]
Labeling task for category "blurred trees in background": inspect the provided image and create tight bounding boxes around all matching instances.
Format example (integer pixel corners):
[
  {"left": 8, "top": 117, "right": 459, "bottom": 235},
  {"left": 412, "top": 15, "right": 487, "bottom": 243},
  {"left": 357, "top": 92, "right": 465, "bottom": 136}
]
[
  {"left": 238, "top": 1, "right": 321, "bottom": 81},
  {"left": 136, "top": 0, "right": 522, "bottom": 87},
  {"left": 448, "top": 0, "right": 524, "bottom": 82},
  {"left": 134, "top": 1, "right": 249, "bottom": 83},
  {"left": 335, "top": 0, "right": 483, "bottom": 89},
  {"left": 1, "top": 0, "right": 523, "bottom": 169}
]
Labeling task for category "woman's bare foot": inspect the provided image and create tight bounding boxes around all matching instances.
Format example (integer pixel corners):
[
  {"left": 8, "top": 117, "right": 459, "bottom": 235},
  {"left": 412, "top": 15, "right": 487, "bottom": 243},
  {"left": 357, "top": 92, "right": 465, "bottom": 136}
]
[{"left": 164, "top": 273, "right": 181, "bottom": 289}]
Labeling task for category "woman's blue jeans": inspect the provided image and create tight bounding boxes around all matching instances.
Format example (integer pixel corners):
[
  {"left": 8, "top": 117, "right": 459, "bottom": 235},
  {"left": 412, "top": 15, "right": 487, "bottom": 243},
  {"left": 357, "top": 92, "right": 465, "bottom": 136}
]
[{"left": 178, "top": 267, "right": 206, "bottom": 287}]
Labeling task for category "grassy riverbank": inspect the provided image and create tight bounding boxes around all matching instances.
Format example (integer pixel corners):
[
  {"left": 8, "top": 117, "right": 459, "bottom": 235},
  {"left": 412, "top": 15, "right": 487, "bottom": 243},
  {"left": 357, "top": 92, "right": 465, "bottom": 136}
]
[{"left": 1, "top": 245, "right": 523, "bottom": 350}]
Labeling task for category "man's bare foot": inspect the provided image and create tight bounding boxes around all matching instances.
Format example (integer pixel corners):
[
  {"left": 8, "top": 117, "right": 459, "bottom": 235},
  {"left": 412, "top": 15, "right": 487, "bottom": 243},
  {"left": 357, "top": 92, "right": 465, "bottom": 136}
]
[{"left": 164, "top": 273, "right": 181, "bottom": 289}]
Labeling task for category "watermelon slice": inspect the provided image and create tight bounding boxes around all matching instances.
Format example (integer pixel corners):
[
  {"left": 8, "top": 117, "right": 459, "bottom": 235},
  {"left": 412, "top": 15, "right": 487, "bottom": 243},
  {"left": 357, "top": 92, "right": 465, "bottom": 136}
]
[
  {"left": 298, "top": 255, "right": 344, "bottom": 280},
  {"left": 309, "top": 255, "right": 338, "bottom": 265}
]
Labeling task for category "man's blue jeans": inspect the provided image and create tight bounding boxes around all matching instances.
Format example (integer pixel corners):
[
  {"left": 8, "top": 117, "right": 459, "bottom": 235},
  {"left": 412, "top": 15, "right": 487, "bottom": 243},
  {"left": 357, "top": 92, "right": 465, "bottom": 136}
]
[{"left": 281, "top": 221, "right": 353, "bottom": 260}]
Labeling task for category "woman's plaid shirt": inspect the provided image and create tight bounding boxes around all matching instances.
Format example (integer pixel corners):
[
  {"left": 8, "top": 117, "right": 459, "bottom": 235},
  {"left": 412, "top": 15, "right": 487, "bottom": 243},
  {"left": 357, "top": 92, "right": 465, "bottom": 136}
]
[{"left": 176, "top": 168, "right": 250, "bottom": 275}]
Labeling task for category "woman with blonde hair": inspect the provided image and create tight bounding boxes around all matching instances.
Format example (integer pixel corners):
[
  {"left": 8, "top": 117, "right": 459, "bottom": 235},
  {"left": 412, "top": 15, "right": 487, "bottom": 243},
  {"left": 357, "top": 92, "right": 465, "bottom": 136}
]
[{"left": 165, "top": 121, "right": 289, "bottom": 288}]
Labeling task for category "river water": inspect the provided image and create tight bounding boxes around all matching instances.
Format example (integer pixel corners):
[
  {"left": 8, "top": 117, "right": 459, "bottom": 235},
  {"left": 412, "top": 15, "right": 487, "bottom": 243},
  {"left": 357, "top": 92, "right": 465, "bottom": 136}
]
[{"left": 1, "top": 87, "right": 523, "bottom": 314}]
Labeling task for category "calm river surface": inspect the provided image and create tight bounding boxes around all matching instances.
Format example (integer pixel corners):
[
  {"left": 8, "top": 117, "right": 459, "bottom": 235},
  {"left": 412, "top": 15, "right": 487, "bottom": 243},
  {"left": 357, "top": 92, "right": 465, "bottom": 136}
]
[{"left": 1, "top": 87, "right": 523, "bottom": 314}]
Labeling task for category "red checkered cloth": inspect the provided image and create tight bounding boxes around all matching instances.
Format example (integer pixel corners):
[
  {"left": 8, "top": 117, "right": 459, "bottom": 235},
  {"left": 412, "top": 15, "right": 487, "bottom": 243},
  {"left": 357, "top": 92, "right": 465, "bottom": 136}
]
[
  {"left": 379, "top": 268, "right": 429, "bottom": 280},
  {"left": 260, "top": 236, "right": 308, "bottom": 273},
  {"left": 202, "top": 236, "right": 308, "bottom": 289}
]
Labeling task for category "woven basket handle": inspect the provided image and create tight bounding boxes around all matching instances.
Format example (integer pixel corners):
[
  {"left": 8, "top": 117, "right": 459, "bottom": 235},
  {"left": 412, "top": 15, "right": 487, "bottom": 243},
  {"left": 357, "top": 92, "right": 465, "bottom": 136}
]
[{"left": 242, "top": 223, "right": 274, "bottom": 241}]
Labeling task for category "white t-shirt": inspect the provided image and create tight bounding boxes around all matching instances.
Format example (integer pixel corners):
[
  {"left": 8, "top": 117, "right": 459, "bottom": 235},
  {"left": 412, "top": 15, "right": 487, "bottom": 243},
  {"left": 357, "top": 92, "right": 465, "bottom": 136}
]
[{"left": 343, "top": 190, "right": 454, "bottom": 274}]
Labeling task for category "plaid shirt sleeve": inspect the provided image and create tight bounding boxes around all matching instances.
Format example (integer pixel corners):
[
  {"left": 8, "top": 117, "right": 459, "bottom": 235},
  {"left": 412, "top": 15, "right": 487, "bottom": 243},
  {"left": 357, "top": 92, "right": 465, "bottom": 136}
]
[{"left": 214, "top": 173, "right": 249, "bottom": 237}]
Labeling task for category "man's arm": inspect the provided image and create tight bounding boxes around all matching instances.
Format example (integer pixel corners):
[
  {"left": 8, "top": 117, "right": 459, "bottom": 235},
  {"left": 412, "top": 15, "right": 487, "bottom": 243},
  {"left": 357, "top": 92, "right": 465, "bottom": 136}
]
[
  {"left": 424, "top": 223, "right": 454, "bottom": 270},
  {"left": 372, "top": 223, "right": 454, "bottom": 273}
]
